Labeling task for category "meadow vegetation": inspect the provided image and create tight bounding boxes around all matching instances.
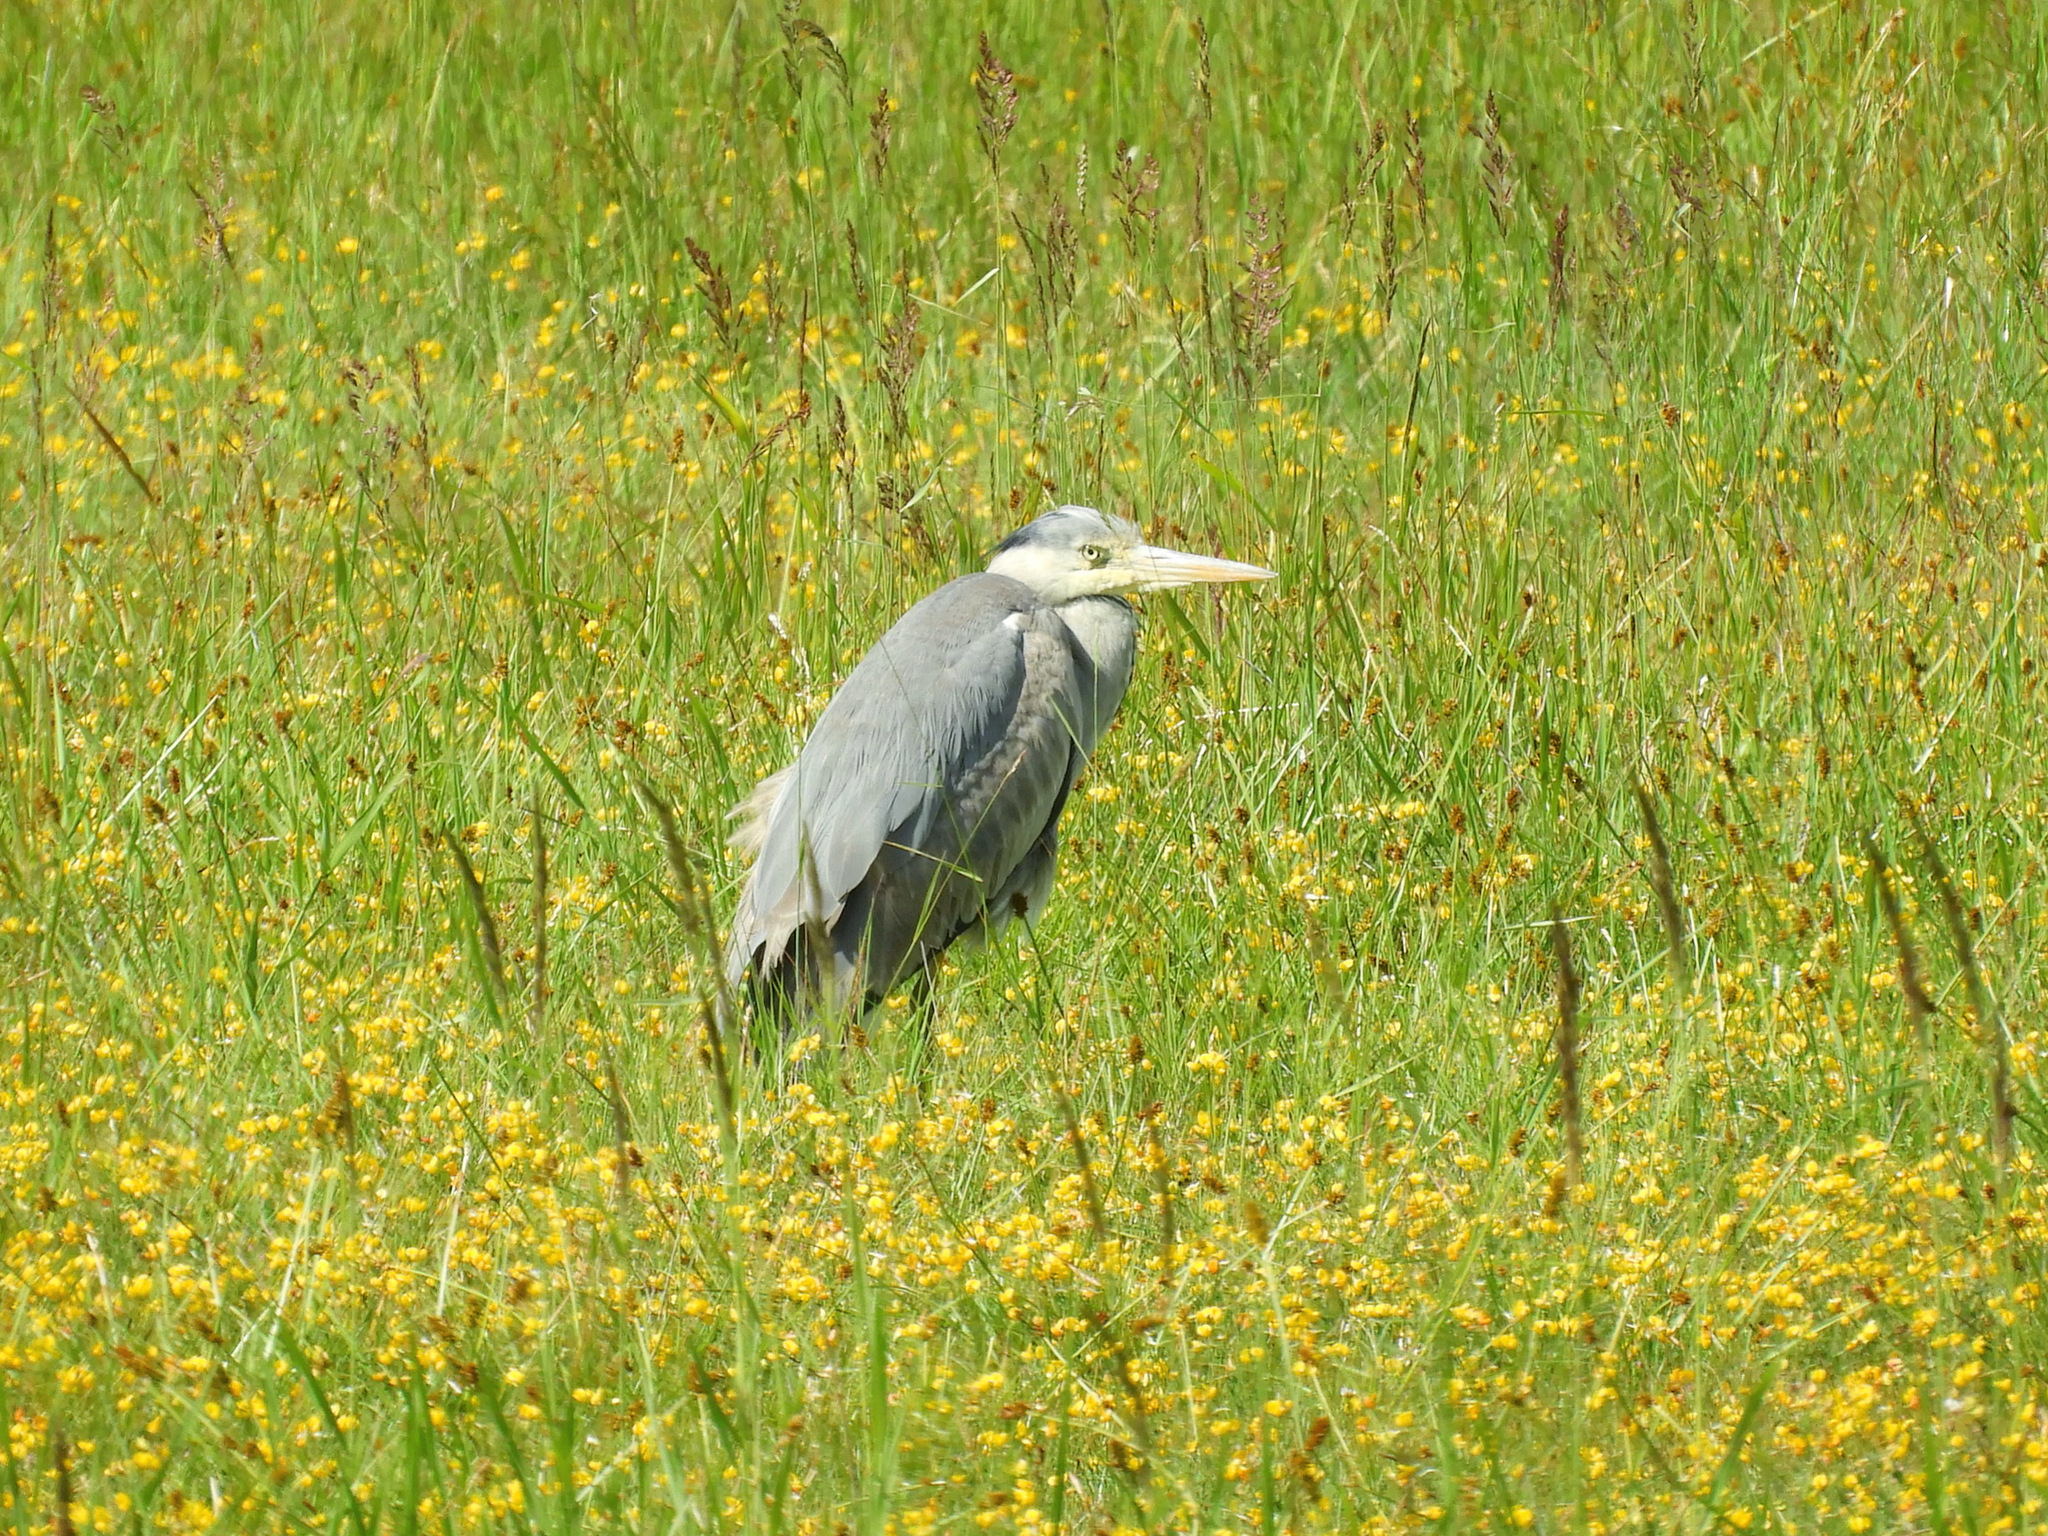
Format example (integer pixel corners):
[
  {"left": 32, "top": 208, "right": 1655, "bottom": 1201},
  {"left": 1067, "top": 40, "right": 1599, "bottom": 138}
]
[{"left": 5, "top": 1, "right": 2048, "bottom": 1530}]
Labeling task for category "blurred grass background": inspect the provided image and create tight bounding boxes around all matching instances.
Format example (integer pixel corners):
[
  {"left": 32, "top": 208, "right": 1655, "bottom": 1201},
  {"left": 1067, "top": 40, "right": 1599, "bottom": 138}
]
[{"left": 4, "top": 0, "right": 2048, "bottom": 1530}]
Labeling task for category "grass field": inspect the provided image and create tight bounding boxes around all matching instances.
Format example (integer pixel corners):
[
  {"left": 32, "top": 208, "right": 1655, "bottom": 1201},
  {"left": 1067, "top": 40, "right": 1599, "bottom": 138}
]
[{"left": 5, "top": 0, "right": 2048, "bottom": 1530}]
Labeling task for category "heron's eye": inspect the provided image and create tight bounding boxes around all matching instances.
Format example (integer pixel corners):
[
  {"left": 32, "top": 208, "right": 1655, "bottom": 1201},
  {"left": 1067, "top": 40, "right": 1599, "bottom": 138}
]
[{"left": 1080, "top": 544, "right": 1109, "bottom": 567}]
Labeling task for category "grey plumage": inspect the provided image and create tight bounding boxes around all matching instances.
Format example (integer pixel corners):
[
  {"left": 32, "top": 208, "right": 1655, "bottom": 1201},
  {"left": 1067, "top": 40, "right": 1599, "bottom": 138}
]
[{"left": 726, "top": 505, "right": 1272, "bottom": 1017}]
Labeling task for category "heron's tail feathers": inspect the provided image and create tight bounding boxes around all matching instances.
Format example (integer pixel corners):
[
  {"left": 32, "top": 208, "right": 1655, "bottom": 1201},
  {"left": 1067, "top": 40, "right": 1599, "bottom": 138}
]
[{"left": 725, "top": 765, "right": 795, "bottom": 860}]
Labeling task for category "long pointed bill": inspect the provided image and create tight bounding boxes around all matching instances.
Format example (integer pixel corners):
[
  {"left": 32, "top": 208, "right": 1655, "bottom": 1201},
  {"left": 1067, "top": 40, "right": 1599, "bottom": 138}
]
[{"left": 1126, "top": 544, "right": 1277, "bottom": 592}]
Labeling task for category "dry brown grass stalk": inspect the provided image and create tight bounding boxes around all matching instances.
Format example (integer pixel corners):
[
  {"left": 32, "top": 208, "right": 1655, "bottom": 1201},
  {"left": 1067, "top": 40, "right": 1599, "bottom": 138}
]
[
  {"left": 1912, "top": 821, "right": 2015, "bottom": 1170},
  {"left": 1550, "top": 908, "right": 1585, "bottom": 1192},
  {"left": 53, "top": 1426, "right": 76, "bottom": 1536},
  {"left": 316, "top": 1065, "right": 356, "bottom": 1148},
  {"left": 1548, "top": 202, "right": 1572, "bottom": 330},
  {"left": 1633, "top": 783, "right": 1689, "bottom": 994},
  {"left": 1867, "top": 835, "right": 1936, "bottom": 1054},
  {"left": 1480, "top": 92, "right": 1514, "bottom": 234},
  {"left": 529, "top": 794, "right": 549, "bottom": 1042},
  {"left": 973, "top": 33, "right": 1017, "bottom": 178},
  {"left": 445, "top": 831, "right": 510, "bottom": 1013},
  {"left": 636, "top": 778, "right": 738, "bottom": 1141},
  {"left": 1145, "top": 1103, "right": 1177, "bottom": 1284},
  {"left": 602, "top": 1045, "right": 635, "bottom": 1206},
  {"left": 1052, "top": 1078, "right": 1155, "bottom": 1479}
]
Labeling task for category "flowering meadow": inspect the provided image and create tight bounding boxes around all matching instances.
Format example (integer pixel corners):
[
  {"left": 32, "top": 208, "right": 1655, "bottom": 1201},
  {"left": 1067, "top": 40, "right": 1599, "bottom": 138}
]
[{"left": 5, "top": 1, "right": 2048, "bottom": 1530}]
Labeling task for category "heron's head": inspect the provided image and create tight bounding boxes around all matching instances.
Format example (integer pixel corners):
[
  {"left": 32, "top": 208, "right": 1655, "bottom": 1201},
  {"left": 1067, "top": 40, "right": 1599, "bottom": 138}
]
[{"left": 986, "top": 505, "right": 1275, "bottom": 605}]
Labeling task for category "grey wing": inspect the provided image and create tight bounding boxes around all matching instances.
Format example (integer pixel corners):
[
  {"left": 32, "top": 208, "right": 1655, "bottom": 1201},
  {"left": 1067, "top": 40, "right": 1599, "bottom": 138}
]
[{"left": 727, "top": 575, "right": 1089, "bottom": 996}]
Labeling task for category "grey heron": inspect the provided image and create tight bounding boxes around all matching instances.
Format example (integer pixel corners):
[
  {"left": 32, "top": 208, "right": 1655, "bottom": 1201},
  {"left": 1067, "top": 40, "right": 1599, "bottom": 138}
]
[{"left": 725, "top": 505, "right": 1273, "bottom": 1023}]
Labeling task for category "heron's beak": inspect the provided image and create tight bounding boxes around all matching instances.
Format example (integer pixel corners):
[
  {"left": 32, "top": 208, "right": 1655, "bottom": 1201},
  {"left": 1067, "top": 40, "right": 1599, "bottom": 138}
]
[{"left": 1125, "top": 544, "right": 1277, "bottom": 592}]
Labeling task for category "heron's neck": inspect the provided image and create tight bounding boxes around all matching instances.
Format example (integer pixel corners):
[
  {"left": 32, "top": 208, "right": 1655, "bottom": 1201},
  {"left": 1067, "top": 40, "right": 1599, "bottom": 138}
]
[{"left": 1054, "top": 595, "right": 1137, "bottom": 750}]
